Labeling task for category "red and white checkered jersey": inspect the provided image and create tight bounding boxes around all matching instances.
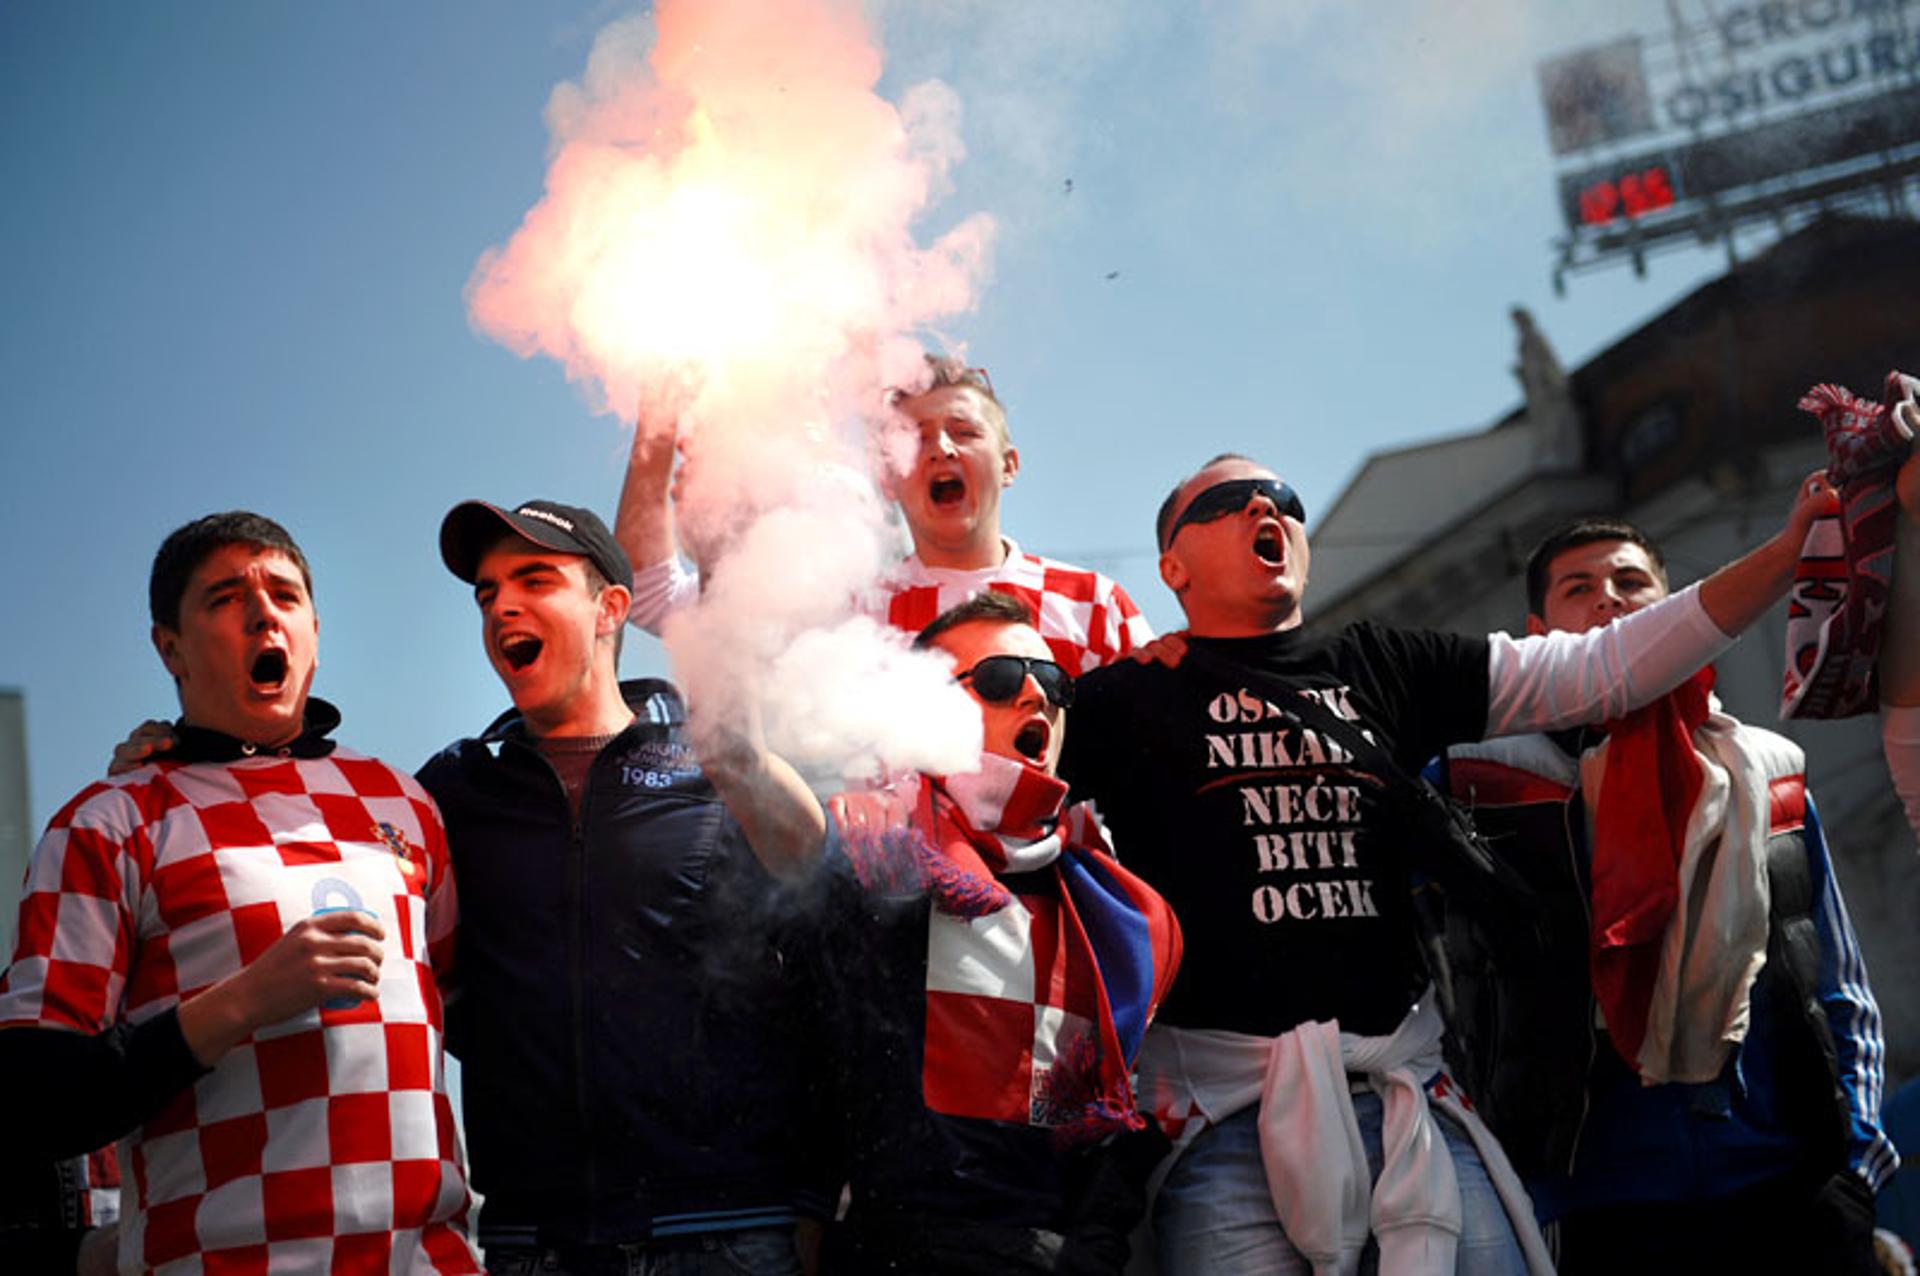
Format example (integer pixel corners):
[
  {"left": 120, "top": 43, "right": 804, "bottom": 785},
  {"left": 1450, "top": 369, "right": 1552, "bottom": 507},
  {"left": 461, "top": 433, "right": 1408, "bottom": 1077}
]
[
  {"left": 630, "top": 539, "right": 1152, "bottom": 674},
  {"left": 83, "top": 1145, "right": 121, "bottom": 1226},
  {"left": 922, "top": 887, "right": 1097, "bottom": 1126},
  {"left": 881, "top": 539, "right": 1152, "bottom": 675},
  {"left": 0, "top": 751, "right": 481, "bottom": 1275}
]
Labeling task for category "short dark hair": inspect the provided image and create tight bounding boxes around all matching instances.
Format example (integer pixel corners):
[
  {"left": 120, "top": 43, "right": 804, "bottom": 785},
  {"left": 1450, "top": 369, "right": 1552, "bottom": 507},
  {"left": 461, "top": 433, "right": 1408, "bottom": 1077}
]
[
  {"left": 1524, "top": 517, "right": 1667, "bottom": 617},
  {"left": 150, "top": 512, "right": 314, "bottom": 630},
  {"left": 913, "top": 589, "right": 1035, "bottom": 649},
  {"left": 585, "top": 559, "right": 625, "bottom": 666},
  {"left": 1156, "top": 452, "right": 1257, "bottom": 550}
]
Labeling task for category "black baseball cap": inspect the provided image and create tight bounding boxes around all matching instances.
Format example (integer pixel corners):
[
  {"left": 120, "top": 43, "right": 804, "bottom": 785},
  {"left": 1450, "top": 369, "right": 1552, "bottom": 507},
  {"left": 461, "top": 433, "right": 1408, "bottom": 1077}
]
[{"left": 439, "top": 499, "right": 633, "bottom": 588}]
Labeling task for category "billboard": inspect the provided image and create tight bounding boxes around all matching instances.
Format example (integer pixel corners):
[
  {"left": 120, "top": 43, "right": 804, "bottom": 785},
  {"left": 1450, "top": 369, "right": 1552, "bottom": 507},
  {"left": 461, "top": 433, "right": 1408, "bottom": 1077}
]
[
  {"left": 1557, "top": 86, "right": 1920, "bottom": 228},
  {"left": 1538, "top": 38, "right": 1658, "bottom": 155},
  {"left": 1544, "top": 4, "right": 1920, "bottom": 153},
  {"left": 1657, "top": 6, "right": 1920, "bottom": 133},
  {"left": 1538, "top": 1, "right": 1920, "bottom": 275}
]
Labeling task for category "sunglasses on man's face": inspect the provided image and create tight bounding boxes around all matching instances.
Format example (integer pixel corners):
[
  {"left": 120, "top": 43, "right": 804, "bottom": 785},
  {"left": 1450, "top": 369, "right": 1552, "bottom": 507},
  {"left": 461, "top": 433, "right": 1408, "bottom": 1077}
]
[
  {"left": 956, "top": 655, "right": 1076, "bottom": 709},
  {"left": 1163, "top": 477, "right": 1306, "bottom": 550}
]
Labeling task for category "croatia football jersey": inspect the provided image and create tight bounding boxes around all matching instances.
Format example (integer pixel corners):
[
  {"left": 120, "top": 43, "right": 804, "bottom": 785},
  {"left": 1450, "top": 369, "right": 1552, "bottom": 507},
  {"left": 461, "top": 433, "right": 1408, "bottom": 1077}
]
[
  {"left": 0, "top": 750, "right": 481, "bottom": 1275},
  {"left": 881, "top": 538, "right": 1153, "bottom": 674},
  {"left": 630, "top": 537, "right": 1152, "bottom": 674}
]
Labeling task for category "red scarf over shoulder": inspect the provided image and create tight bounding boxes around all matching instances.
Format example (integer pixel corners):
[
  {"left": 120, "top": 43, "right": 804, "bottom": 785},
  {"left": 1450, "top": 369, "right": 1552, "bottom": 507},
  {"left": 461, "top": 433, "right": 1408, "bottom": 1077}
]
[{"left": 833, "top": 756, "right": 1183, "bottom": 1144}]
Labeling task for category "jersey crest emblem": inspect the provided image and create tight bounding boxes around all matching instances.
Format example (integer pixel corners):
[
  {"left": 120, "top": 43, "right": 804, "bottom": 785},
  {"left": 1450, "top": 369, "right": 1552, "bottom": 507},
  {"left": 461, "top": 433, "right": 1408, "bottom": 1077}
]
[{"left": 374, "top": 820, "right": 422, "bottom": 875}]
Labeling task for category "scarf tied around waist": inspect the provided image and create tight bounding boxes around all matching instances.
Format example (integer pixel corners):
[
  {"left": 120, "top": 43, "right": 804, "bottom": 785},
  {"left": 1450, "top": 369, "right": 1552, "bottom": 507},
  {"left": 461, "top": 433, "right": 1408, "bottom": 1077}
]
[{"left": 1136, "top": 996, "right": 1552, "bottom": 1276}]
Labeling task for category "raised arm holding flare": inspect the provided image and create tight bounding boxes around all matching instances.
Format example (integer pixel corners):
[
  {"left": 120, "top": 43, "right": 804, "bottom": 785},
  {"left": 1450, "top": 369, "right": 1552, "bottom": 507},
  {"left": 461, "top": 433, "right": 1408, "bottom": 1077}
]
[
  {"left": 614, "top": 355, "right": 1153, "bottom": 673},
  {"left": 614, "top": 408, "right": 700, "bottom": 626},
  {"left": 682, "top": 680, "right": 827, "bottom": 879}
]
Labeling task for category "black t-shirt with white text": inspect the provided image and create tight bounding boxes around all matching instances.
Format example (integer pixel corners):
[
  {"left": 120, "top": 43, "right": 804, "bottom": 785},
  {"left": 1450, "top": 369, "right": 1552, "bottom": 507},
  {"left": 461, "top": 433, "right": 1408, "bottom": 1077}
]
[{"left": 1061, "top": 622, "right": 1490, "bottom": 1038}]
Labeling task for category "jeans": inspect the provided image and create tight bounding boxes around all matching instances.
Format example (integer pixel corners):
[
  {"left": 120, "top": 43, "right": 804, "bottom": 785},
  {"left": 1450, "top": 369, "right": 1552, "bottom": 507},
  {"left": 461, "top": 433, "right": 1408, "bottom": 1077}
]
[
  {"left": 484, "top": 1225, "right": 803, "bottom": 1276},
  {"left": 1154, "top": 1096, "right": 1528, "bottom": 1276},
  {"left": 833, "top": 1212, "right": 1065, "bottom": 1274}
]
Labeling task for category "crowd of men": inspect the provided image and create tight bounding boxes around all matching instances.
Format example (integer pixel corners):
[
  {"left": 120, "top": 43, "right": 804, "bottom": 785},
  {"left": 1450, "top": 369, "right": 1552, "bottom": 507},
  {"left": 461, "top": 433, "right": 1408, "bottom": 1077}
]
[{"left": 0, "top": 355, "right": 1915, "bottom": 1275}]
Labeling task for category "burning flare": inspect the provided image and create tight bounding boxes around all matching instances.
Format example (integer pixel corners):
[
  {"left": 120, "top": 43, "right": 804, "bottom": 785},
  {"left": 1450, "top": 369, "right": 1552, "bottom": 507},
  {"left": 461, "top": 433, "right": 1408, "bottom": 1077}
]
[{"left": 467, "top": 0, "right": 995, "bottom": 782}]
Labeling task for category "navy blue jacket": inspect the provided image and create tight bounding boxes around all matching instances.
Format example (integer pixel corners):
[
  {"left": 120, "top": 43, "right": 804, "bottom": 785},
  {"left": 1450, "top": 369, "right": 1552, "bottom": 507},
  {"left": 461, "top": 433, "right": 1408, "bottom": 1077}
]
[{"left": 417, "top": 680, "right": 823, "bottom": 1247}]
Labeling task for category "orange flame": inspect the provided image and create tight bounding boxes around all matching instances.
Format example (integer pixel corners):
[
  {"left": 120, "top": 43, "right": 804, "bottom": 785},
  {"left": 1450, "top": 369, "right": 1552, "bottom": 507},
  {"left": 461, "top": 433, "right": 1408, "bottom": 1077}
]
[
  {"left": 466, "top": 0, "right": 992, "bottom": 428},
  {"left": 465, "top": 0, "right": 996, "bottom": 784}
]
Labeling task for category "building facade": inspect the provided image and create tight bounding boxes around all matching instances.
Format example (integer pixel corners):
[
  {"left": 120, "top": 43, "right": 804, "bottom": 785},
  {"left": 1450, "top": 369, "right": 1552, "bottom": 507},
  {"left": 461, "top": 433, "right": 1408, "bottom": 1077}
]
[{"left": 1306, "top": 214, "right": 1920, "bottom": 1082}]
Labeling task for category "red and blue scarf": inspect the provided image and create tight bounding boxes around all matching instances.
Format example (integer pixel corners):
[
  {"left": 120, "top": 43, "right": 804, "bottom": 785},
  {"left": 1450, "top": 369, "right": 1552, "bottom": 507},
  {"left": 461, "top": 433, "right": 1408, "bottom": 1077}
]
[{"left": 834, "top": 755, "right": 1183, "bottom": 1146}]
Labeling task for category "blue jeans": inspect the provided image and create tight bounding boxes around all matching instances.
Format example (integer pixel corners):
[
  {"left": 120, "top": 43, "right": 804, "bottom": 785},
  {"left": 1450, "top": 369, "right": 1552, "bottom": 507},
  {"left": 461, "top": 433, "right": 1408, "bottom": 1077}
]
[
  {"left": 1154, "top": 1096, "right": 1527, "bottom": 1276},
  {"left": 483, "top": 1226, "right": 803, "bottom": 1276}
]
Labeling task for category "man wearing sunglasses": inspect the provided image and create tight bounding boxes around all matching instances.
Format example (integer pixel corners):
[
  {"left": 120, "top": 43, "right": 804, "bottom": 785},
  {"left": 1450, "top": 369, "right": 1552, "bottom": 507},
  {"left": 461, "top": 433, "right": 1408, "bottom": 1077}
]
[
  {"left": 614, "top": 354, "right": 1153, "bottom": 674},
  {"left": 1057, "top": 452, "right": 1839, "bottom": 1276},
  {"left": 691, "top": 590, "right": 1182, "bottom": 1274}
]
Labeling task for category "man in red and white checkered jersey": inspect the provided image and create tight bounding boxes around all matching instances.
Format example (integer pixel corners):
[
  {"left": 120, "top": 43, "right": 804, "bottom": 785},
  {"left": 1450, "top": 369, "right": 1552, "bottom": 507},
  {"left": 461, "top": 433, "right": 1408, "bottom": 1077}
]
[
  {"left": 0, "top": 512, "right": 480, "bottom": 1275},
  {"left": 615, "top": 355, "right": 1153, "bottom": 674}
]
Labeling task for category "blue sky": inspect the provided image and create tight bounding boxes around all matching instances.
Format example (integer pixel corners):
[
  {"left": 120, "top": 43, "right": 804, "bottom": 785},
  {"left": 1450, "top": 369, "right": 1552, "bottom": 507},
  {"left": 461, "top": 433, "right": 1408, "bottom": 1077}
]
[{"left": 1, "top": 1, "right": 1741, "bottom": 829}]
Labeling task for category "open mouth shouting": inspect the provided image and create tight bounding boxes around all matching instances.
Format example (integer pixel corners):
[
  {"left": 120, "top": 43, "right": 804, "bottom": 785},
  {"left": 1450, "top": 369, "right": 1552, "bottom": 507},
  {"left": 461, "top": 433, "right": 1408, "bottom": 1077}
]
[
  {"left": 497, "top": 632, "right": 544, "bottom": 673},
  {"left": 249, "top": 648, "right": 289, "bottom": 693},
  {"left": 1253, "top": 522, "right": 1286, "bottom": 567},
  {"left": 1012, "top": 717, "right": 1053, "bottom": 764},
  {"left": 927, "top": 471, "right": 967, "bottom": 510}
]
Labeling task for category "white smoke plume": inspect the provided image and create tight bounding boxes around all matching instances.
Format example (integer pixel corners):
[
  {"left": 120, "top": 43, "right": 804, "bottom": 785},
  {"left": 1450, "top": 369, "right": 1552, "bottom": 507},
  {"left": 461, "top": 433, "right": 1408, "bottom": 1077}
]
[{"left": 467, "top": 0, "right": 994, "bottom": 783}]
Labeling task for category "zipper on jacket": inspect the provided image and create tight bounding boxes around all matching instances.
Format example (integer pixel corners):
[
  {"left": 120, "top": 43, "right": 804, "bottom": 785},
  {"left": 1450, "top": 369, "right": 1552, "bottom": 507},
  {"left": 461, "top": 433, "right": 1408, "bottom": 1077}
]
[
  {"left": 570, "top": 767, "right": 599, "bottom": 1232},
  {"left": 509, "top": 738, "right": 602, "bottom": 1231}
]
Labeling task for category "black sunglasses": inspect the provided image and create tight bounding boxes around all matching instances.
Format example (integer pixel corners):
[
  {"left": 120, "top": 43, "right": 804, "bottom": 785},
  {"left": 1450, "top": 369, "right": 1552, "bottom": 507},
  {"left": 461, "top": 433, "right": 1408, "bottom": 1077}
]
[
  {"left": 956, "top": 655, "right": 1075, "bottom": 709},
  {"left": 1163, "top": 477, "right": 1305, "bottom": 549}
]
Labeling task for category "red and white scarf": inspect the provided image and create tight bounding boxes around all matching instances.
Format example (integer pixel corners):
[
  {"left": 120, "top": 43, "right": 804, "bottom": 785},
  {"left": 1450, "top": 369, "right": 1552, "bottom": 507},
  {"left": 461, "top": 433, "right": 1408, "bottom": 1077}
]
[
  {"left": 1783, "top": 371, "right": 1917, "bottom": 719},
  {"left": 1586, "top": 674, "right": 1794, "bottom": 1083},
  {"left": 833, "top": 754, "right": 1183, "bottom": 1144},
  {"left": 1588, "top": 668, "right": 1714, "bottom": 1067}
]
